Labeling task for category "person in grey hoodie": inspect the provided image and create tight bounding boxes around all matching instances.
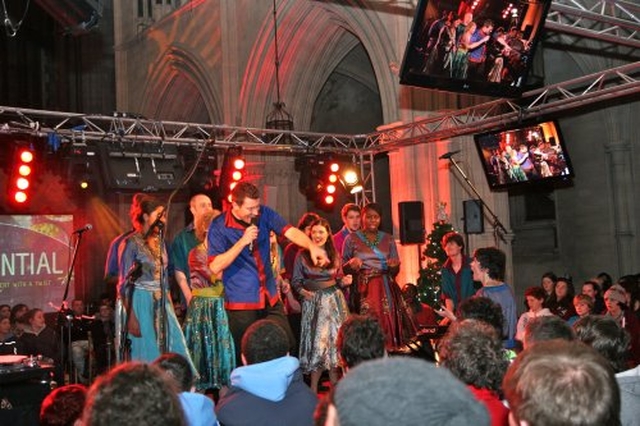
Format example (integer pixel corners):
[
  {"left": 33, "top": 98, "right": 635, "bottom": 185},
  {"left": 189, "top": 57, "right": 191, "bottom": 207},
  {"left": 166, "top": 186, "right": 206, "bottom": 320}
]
[
  {"left": 574, "top": 315, "right": 640, "bottom": 426},
  {"left": 216, "top": 319, "right": 317, "bottom": 426}
]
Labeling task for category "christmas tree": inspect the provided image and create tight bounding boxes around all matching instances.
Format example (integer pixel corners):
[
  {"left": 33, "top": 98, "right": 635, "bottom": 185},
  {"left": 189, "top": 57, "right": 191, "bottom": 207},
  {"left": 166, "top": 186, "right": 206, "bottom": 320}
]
[{"left": 418, "top": 202, "right": 455, "bottom": 308}]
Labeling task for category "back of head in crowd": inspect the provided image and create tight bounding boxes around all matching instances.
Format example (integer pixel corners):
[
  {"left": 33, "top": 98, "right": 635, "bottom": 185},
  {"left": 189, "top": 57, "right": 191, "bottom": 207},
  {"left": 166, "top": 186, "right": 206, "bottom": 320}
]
[
  {"left": 336, "top": 315, "right": 385, "bottom": 370},
  {"left": 82, "top": 362, "right": 185, "bottom": 426},
  {"left": 40, "top": 384, "right": 87, "bottom": 426},
  {"left": 457, "top": 297, "right": 505, "bottom": 337},
  {"left": 439, "top": 319, "right": 509, "bottom": 394},
  {"left": 242, "top": 319, "right": 289, "bottom": 365},
  {"left": 327, "top": 357, "right": 489, "bottom": 426},
  {"left": 574, "top": 315, "right": 630, "bottom": 373},
  {"left": 523, "top": 315, "right": 575, "bottom": 349},
  {"left": 503, "top": 340, "right": 620, "bottom": 426},
  {"left": 153, "top": 352, "right": 194, "bottom": 392}
]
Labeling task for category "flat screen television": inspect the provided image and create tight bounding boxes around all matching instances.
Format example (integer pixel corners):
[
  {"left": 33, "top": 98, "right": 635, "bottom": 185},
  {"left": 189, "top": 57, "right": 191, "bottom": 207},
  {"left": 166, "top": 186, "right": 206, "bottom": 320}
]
[
  {"left": 474, "top": 120, "right": 574, "bottom": 190},
  {"left": 399, "top": 0, "right": 551, "bottom": 98}
]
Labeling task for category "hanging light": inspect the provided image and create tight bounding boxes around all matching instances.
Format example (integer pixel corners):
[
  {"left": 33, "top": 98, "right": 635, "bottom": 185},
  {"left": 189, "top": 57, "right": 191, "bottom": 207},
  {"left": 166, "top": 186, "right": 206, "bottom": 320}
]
[{"left": 265, "top": 0, "right": 294, "bottom": 135}]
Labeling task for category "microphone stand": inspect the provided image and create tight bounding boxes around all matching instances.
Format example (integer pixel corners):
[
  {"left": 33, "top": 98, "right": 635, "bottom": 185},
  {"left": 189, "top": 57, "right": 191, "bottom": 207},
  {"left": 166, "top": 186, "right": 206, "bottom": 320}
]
[
  {"left": 157, "top": 222, "right": 169, "bottom": 354},
  {"left": 445, "top": 155, "right": 508, "bottom": 245},
  {"left": 58, "top": 230, "right": 87, "bottom": 384}
]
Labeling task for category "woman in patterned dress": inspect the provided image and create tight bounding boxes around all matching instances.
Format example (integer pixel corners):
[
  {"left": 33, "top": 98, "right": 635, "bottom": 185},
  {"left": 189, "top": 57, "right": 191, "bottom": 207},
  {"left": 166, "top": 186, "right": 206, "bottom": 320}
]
[
  {"left": 342, "top": 203, "right": 416, "bottom": 350},
  {"left": 184, "top": 210, "right": 235, "bottom": 390},
  {"left": 292, "top": 217, "right": 352, "bottom": 393},
  {"left": 117, "top": 194, "right": 194, "bottom": 367}
]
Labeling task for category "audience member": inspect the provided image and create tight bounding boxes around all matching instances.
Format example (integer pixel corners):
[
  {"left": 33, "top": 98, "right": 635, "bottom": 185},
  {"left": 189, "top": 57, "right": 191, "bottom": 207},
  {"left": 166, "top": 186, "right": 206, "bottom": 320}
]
[
  {"left": 547, "top": 276, "right": 576, "bottom": 320},
  {"left": 439, "top": 319, "right": 509, "bottom": 426},
  {"left": 336, "top": 315, "right": 386, "bottom": 371},
  {"left": 0, "top": 316, "right": 22, "bottom": 355},
  {"left": 582, "top": 280, "right": 606, "bottom": 314},
  {"left": 39, "top": 384, "right": 87, "bottom": 426},
  {"left": 326, "top": 357, "right": 489, "bottom": 426},
  {"left": 596, "top": 271, "right": 614, "bottom": 294},
  {"left": 540, "top": 271, "right": 557, "bottom": 308},
  {"left": 471, "top": 247, "right": 517, "bottom": 348},
  {"left": 154, "top": 353, "right": 217, "bottom": 426},
  {"left": 522, "top": 315, "right": 575, "bottom": 350},
  {"left": 402, "top": 283, "right": 437, "bottom": 326},
  {"left": 574, "top": 315, "right": 640, "bottom": 426},
  {"left": 215, "top": 319, "right": 317, "bottom": 426},
  {"left": 90, "top": 304, "right": 116, "bottom": 375},
  {"left": 515, "top": 286, "right": 553, "bottom": 343},
  {"left": 67, "top": 299, "right": 92, "bottom": 384},
  {"left": 0, "top": 304, "right": 10, "bottom": 318},
  {"left": 568, "top": 293, "right": 594, "bottom": 326},
  {"left": 10, "top": 303, "right": 29, "bottom": 337},
  {"left": 19, "top": 308, "right": 63, "bottom": 383},
  {"left": 457, "top": 296, "right": 505, "bottom": 337},
  {"left": 503, "top": 340, "right": 620, "bottom": 426},
  {"left": 605, "top": 284, "right": 640, "bottom": 367},
  {"left": 82, "top": 361, "right": 185, "bottom": 426}
]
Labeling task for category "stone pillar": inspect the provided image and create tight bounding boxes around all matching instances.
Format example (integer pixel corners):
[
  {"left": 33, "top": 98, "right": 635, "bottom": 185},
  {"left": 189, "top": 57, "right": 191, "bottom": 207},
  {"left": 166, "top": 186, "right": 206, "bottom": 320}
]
[{"left": 605, "top": 141, "right": 637, "bottom": 274}]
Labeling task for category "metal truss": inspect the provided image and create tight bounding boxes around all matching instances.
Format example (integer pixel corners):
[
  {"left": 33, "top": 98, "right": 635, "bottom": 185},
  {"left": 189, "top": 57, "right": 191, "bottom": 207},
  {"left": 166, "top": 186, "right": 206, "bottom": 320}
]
[
  {"left": 0, "top": 107, "right": 363, "bottom": 155},
  {"left": 2, "top": 60, "right": 638, "bottom": 155},
  {"left": 546, "top": 0, "right": 640, "bottom": 50},
  {"left": 363, "top": 60, "right": 640, "bottom": 153}
]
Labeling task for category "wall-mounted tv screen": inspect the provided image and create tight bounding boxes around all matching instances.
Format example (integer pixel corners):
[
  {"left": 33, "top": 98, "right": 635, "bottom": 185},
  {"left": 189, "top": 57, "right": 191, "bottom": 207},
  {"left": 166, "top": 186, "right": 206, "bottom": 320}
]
[
  {"left": 399, "top": 0, "right": 551, "bottom": 98},
  {"left": 474, "top": 120, "right": 573, "bottom": 190}
]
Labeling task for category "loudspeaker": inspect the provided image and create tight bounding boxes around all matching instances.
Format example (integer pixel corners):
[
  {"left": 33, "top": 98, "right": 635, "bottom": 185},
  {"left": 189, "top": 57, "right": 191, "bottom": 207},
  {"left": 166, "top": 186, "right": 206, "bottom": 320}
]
[
  {"left": 463, "top": 200, "right": 484, "bottom": 234},
  {"left": 399, "top": 201, "right": 425, "bottom": 244}
]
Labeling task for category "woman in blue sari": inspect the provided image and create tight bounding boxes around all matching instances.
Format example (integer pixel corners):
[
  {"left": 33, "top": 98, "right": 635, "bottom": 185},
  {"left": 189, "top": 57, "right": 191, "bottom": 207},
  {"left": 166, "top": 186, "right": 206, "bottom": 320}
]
[{"left": 118, "top": 194, "right": 194, "bottom": 367}]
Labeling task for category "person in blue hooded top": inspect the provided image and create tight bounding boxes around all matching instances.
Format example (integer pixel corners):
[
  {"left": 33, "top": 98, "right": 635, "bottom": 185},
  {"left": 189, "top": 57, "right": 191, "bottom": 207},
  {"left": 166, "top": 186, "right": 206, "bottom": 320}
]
[{"left": 216, "top": 319, "right": 317, "bottom": 426}]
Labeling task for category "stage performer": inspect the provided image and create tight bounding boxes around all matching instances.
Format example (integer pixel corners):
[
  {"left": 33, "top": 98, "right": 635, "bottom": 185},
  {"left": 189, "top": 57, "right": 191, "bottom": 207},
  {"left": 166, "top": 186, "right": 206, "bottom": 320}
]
[
  {"left": 170, "top": 193, "right": 216, "bottom": 309},
  {"left": 117, "top": 194, "right": 194, "bottom": 368},
  {"left": 342, "top": 203, "right": 416, "bottom": 350},
  {"left": 292, "top": 217, "right": 352, "bottom": 393},
  {"left": 207, "top": 182, "right": 329, "bottom": 365},
  {"left": 184, "top": 210, "right": 235, "bottom": 390}
]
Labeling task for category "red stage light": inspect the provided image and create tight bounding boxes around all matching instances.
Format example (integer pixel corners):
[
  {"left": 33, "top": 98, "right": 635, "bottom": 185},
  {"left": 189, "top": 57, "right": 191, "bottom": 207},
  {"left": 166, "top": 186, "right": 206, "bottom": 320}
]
[
  {"left": 233, "top": 158, "right": 246, "bottom": 170},
  {"left": 18, "top": 165, "right": 31, "bottom": 176},
  {"left": 14, "top": 191, "right": 27, "bottom": 203},
  {"left": 327, "top": 184, "right": 337, "bottom": 194},
  {"left": 324, "top": 195, "right": 334, "bottom": 205},
  {"left": 16, "top": 178, "right": 29, "bottom": 190},
  {"left": 20, "top": 150, "right": 34, "bottom": 163},
  {"left": 232, "top": 170, "right": 243, "bottom": 181},
  {"left": 330, "top": 162, "right": 340, "bottom": 173}
]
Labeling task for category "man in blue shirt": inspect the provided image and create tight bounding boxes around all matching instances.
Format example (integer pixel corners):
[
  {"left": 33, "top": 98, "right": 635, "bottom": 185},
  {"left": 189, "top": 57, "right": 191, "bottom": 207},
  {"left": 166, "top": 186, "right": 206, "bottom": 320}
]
[{"left": 208, "top": 182, "right": 328, "bottom": 363}]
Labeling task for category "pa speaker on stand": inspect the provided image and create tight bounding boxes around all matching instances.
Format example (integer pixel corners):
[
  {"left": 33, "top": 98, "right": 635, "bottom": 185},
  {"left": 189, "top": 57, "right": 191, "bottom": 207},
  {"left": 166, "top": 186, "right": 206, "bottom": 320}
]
[
  {"left": 399, "top": 201, "right": 425, "bottom": 245},
  {"left": 463, "top": 199, "right": 484, "bottom": 234}
]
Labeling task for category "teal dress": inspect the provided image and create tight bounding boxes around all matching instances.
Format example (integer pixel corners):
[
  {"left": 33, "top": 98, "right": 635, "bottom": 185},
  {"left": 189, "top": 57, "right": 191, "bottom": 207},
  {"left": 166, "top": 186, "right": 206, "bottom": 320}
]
[
  {"left": 118, "top": 233, "right": 195, "bottom": 368},
  {"left": 184, "top": 243, "right": 236, "bottom": 390}
]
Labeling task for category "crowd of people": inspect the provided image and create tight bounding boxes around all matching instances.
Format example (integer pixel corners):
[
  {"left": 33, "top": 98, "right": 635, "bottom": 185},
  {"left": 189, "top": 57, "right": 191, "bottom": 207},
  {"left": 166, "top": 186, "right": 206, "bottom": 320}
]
[{"left": 3, "top": 181, "right": 640, "bottom": 425}]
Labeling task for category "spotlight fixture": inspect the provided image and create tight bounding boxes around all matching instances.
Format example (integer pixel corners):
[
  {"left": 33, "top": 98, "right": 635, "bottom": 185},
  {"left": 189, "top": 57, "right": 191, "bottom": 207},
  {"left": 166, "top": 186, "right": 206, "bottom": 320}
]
[
  {"left": 340, "top": 166, "right": 363, "bottom": 194},
  {"left": 219, "top": 146, "right": 245, "bottom": 203}
]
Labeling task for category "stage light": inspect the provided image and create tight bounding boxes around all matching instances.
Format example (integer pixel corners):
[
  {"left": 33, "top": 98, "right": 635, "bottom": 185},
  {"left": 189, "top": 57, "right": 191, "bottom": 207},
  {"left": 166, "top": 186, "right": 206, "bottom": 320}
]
[
  {"left": 14, "top": 191, "right": 27, "bottom": 203},
  {"left": 340, "top": 167, "right": 364, "bottom": 194},
  {"left": 19, "top": 165, "right": 31, "bottom": 176},
  {"left": 327, "top": 184, "right": 337, "bottom": 194},
  {"left": 16, "top": 178, "right": 29, "bottom": 190},
  {"left": 80, "top": 181, "right": 89, "bottom": 190},
  {"left": 219, "top": 146, "right": 245, "bottom": 203},
  {"left": 7, "top": 145, "right": 36, "bottom": 207},
  {"left": 324, "top": 194, "right": 335, "bottom": 205}
]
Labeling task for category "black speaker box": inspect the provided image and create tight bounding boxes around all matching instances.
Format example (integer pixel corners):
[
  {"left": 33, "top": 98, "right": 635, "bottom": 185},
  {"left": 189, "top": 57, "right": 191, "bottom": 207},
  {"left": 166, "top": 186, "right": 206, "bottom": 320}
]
[
  {"left": 463, "top": 199, "right": 484, "bottom": 234},
  {"left": 399, "top": 201, "right": 425, "bottom": 244}
]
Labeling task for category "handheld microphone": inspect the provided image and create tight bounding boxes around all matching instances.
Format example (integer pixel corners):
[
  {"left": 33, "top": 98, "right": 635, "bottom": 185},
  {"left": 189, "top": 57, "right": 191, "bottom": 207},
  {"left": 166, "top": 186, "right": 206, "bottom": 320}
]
[
  {"left": 72, "top": 224, "right": 93, "bottom": 234},
  {"left": 248, "top": 217, "right": 258, "bottom": 252},
  {"left": 439, "top": 149, "right": 462, "bottom": 160},
  {"left": 126, "top": 260, "right": 143, "bottom": 282}
]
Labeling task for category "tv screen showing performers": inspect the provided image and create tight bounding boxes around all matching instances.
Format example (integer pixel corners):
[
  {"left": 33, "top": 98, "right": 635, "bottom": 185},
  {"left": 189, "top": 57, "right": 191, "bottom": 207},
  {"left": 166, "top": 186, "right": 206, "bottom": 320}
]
[
  {"left": 399, "top": 0, "right": 551, "bottom": 98},
  {"left": 474, "top": 120, "right": 574, "bottom": 190}
]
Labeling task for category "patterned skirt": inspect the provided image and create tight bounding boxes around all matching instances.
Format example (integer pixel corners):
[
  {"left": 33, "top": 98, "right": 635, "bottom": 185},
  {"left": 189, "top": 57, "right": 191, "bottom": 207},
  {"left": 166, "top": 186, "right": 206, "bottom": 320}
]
[
  {"left": 299, "top": 285, "right": 349, "bottom": 373},
  {"left": 183, "top": 292, "right": 236, "bottom": 390}
]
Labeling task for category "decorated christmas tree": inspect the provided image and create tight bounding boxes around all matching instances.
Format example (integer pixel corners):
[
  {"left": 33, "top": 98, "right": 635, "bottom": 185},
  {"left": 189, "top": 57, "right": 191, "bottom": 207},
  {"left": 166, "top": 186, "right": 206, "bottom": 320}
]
[{"left": 418, "top": 202, "right": 455, "bottom": 308}]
